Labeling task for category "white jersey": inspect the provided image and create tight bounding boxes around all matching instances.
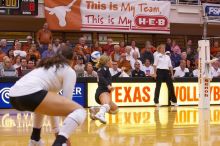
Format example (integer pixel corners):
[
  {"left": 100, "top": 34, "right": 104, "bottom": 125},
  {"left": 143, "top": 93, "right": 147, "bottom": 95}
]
[{"left": 9, "top": 65, "right": 76, "bottom": 100}]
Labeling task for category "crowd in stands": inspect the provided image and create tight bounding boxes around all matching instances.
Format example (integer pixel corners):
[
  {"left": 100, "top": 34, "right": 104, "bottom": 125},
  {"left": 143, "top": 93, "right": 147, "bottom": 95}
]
[{"left": 0, "top": 23, "right": 220, "bottom": 78}]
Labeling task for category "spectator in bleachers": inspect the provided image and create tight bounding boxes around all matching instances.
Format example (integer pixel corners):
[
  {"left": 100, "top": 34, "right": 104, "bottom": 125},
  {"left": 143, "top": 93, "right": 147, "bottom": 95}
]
[
  {"left": 141, "top": 41, "right": 156, "bottom": 54},
  {"left": 71, "top": 54, "right": 78, "bottom": 68},
  {"left": 110, "top": 45, "right": 121, "bottom": 62},
  {"left": 14, "top": 42, "right": 22, "bottom": 50},
  {"left": 184, "top": 39, "right": 193, "bottom": 52},
  {"left": 13, "top": 42, "right": 27, "bottom": 58},
  {"left": 7, "top": 49, "right": 14, "bottom": 61},
  {"left": 130, "top": 40, "right": 140, "bottom": 58},
  {"left": 192, "top": 59, "right": 198, "bottom": 77},
  {"left": 173, "top": 60, "right": 189, "bottom": 77},
  {"left": 60, "top": 42, "right": 67, "bottom": 49},
  {"left": 0, "top": 47, "right": 6, "bottom": 62},
  {"left": 166, "top": 51, "right": 171, "bottom": 57},
  {"left": 13, "top": 39, "right": 20, "bottom": 46},
  {"left": 211, "top": 41, "right": 220, "bottom": 57},
  {"left": 65, "top": 40, "right": 73, "bottom": 48},
  {"left": 42, "top": 44, "right": 55, "bottom": 59},
  {"left": 171, "top": 40, "right": 181, "bottom": 55},
  {"left": 211, "top": 61, "right": 220, "bottom": 78},
  {"left": 20, "top": 58, "right": 28, "bottom": 69},
  {"left": 27, "top": 60, "right": 36, "bottom": 70},
  {"left": 0, "top": 39, "right": 10, "bottom": 54},
  {"left": 181, "top": 52, "right": 191, "bottom": 69},
  {"left": 26, "top": 48, "right": 38, "bottom": 63},
  {"left": 186, "top": 44, "right": 195, "bottom": 63},
  {"left": 102, "top": 38, "right": 114, "bottom": 55},
  {"left": 13, "top": 55, "right": 21, "bottom": 69},
  {"left": 131, "top": 61, "right": 145, "bottom": 77},
  {"left": 120, "top": 69, "right": 130, "bottom": 77},
  {"left": 125, "top": 46, "right": 132, "bottom": 61},
  {"left": 119, "top": 41, "right": 126, "bottom": 53},
  {"left": 1, "top": 57, "right": 18, "bottom": 77},
  {"left": 52, "top": 38, "right": 61, "bottom": 54},
  {"left": 36, "top": 22, "right": 53, "bottom": 54},
  {"left": 92, "top": 41, "right": 102, "bottom": 53},
  {"left": 16, "top": 58, "right": 28, "bottom": 77},
  {"left": 165, "top": 38, "right": 172, "bottom": 52},
  {"left": 75, "top": 37, "right": 91, "bottom": 62},
  {"left": 83, "top": 62, "right": 97, "bottom": 77},
  {"left": 142, "top": 59, "right": 154, "bottom": 77},
  {"left": 130, "top": 51, "right": 143, "bottom": 70},
  {"left": 29, "top": 44, "right": 41, "bottom": 60},
  {"left": 22, "top": 35, "right": 33, "bottom": 52},
  {"left": 140, "top": 41, "right": 154, "bottom": 64},
  {"left": 74, "top": 55, "right": 85, "bottom": 77},
  {"left": 110, "top": 61, "right": 129, "bottom": 77},
  {"left": 109, "top": 61, "right": 122, "bottom": 77},
  {"left": 153, "top": 45, "right": 160, "bottom": 60},
  {"left": 118, "top": 53, "right": 132, "bottom": 76},
  {"left": 171, "top": 47, "right": 181, "bottom": 67},
  {"left": 36, "top": 58, "right": 41, "bottom": 67}
]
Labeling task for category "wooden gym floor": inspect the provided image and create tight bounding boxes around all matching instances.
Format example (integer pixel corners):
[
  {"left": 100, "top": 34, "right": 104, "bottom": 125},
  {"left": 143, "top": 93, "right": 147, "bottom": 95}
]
[{"left": 0, "top": 106, "right": 220, "bottom": 146}]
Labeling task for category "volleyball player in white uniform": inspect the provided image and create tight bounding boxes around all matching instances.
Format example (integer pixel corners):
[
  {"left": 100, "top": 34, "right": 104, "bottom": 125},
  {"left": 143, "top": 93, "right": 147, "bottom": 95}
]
[{"left": 9, "top": 46, "right": 86, "bottom": 146}]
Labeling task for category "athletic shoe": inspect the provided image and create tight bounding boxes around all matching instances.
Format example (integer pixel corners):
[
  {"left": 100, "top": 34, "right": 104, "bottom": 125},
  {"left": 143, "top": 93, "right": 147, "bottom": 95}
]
[
  {"left": 170, "top": 101, "right": 178, "bottom": 107},
  {"left": 94, "top": 112, "right": 106, "bottom": 124},
  {"left": 28, "top": 139, "right": 44, "bottom": 146},
  {"left": 89, "top": 107, "right": 96, "bottom": 120}
]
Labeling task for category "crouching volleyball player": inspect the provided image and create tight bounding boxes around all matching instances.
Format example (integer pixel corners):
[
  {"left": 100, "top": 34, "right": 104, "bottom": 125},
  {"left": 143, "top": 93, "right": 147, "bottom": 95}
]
[
  {"left": 89, "top": 55, "right": 119, "bottom": 124},
  {"left": 9, "top": 46, "right": 86, "bottom": 146}
]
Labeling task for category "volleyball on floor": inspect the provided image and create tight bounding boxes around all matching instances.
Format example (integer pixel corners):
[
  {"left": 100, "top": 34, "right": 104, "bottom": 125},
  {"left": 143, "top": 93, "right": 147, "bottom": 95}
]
[{"left": 91, "top": 51, "right": 101, "bottom": 62}]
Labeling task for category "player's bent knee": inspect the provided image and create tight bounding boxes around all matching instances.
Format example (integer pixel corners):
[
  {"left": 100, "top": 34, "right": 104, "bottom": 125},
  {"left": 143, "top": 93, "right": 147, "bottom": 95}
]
[{"left": 68, "top": 108, "right": 86, "bottom": 126}]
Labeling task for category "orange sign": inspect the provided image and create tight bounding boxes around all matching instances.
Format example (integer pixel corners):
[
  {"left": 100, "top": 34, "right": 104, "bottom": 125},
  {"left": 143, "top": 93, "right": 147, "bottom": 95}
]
[
  {"left": 44, "top": 0, "right": 171, "bottom": 33},
  {"left": 87, "top": 82, "right": 220, "bottom": 106}
]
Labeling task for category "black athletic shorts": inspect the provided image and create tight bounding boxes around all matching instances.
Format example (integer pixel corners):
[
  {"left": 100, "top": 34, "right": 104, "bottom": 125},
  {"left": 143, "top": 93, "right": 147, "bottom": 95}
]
[
  {"left": 9, "top": 90, "right": 48, "bottom": 112},
  {"left": 95, "top": 88, "right": 110, "bottom": 104}
]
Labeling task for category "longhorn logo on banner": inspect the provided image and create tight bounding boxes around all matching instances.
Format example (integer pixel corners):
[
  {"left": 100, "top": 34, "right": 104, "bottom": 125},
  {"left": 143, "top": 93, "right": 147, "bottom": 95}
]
[{"left": 44, "top": 0, "right": 82, "bottom": 30}]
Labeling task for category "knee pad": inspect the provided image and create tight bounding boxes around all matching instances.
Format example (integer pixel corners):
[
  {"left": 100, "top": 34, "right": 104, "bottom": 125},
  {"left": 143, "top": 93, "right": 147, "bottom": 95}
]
[{"left": 68, "top": 108, "right": 86, "bottom": 126}]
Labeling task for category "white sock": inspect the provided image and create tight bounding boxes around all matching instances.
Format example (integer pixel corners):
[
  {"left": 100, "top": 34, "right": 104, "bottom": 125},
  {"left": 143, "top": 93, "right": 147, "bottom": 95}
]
[
  {"left": 50, "top": 116, "right": 60, "bottom": 133},
  {"left": 58, "top": 109, "right": 86, "bottom": 139},
  {"left": 33, "top": 113, "right": 44, "bottom": 128},
  {"left": 98, "top": 104, "right": 110, "bottom": 115}
]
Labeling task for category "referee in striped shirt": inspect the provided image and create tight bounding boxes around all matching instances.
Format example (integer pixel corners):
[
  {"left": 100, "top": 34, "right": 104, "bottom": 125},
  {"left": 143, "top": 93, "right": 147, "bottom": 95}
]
[{"left": 153, "top": 44, "right": 177, "bottom": 107}]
